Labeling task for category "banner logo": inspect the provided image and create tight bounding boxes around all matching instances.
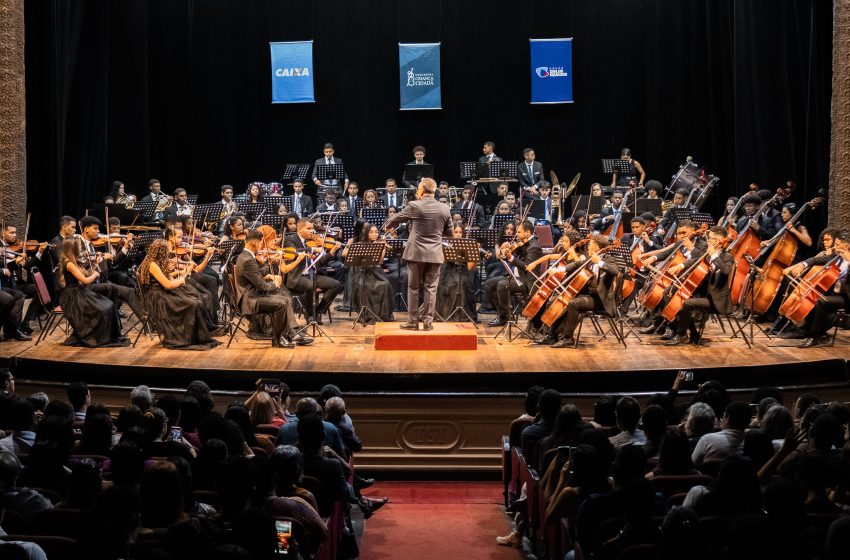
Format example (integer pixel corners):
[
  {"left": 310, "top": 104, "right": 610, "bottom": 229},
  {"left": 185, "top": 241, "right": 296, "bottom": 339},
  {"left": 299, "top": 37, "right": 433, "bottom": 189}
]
[
  {"left": 530, "top": 38, "right": 574, "bottom": 104},
  {"left": 399, "top": 43, "right": 442, "bottom": 110},
  {"left": 269, "top": 41, "right": 315, "bottom": 104}
]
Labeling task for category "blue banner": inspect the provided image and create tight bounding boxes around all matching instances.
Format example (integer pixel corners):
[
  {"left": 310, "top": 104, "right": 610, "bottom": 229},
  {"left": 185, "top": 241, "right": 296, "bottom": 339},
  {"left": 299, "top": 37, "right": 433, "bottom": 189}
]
[
  {"left": 270, "top": 41, "right": 315, "bottom": 104},
  {"left": 399, "top": 43, "right": 442, "bottom": 110},
  {"left": 530, "top": 38, "right": 573, "bottom": 104}
]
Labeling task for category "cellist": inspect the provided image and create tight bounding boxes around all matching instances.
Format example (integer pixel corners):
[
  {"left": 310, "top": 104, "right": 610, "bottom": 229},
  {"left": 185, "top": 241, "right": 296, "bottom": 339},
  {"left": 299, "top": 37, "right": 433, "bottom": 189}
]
[
  {"left": 524, "top": 230, "right": 584, "bottom": 333},
  {"left": 535, "top": 234, "right": 621, "bottom": 348},
  {"left": 591, "top": 189, "right": 630, "bottom": 233},
  {"left": 664, "top": 227, "right": 734, "bottom": 346},
  {"left": 782, "top": 229, "right": 850, "bottom": 348}
]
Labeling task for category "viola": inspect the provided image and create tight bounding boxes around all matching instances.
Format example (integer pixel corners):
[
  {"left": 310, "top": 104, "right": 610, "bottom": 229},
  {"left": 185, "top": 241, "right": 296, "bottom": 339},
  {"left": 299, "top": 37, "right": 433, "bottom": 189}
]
[
  {"left": 6, "top": 239, "right": 53, "bottom": 253},
  {"left": 174, "top": 242, "right": 208, "bottom": 257}
]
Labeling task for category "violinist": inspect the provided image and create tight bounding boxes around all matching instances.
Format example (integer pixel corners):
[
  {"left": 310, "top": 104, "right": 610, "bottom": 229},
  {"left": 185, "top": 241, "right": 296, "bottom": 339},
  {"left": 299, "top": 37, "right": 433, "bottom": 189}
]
[
  {"left": 664, "top": 227, "right": 734, "bottom": 346},
  {"left": 2, "top": 224, "right": 49, "bottom": 335},
  {"left": 50, "top": 216, "right": 78, "bottom": 286},
  {"left": 485, "top": 220, "right": 543, "bottom": 327},
  {"left": 341, "top": 222, "right": 394, "bottom": 323},
  {"left": 56, "top": 238, "right": 128, "bottom": 347},
  {"left": 164, "top": 225, "right": 221, "bottom": 328},
  {"left": 221, "top": 216, "right": 246, "bottom": 242},
  {"left": 78, "top": 216, "right": 145, "bottom": 322},
  {"left": 137, "top": 239, "right": 221, "bottom": 350},
  {"left": 105, "top": 217, "right": 135, "bottom": 288},
  {"left": 435, "top": 222, "right": 479, "bottom": 323},
  {"left": 283, "top": 213, "right": 299, "bottom": 237},
  {"left": 542, "top": 234, "right": 621, "bottom": 348},
  {"left": 283, "top": 218, "right": 342, "bottom": 324},
  {"left": 233, "top": 229, "right": 311, "bottom": 348},
  {"left": 0, "top": 243, "right": 27, "bottom": 341},
  {"left": 782, "top": 229, "right": 850, "bottom": 348}
]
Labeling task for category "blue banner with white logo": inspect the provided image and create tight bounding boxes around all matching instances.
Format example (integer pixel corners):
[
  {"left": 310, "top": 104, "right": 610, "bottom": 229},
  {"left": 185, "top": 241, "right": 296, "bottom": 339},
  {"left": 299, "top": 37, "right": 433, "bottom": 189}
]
[
  {"left": 530, "top": 38, "right": 573, "bottom": 104},
  {"left": 270, "top": 41, "right": 315, "bottom": 104},
  {"left": 399, "top": 43, "right": 442, "bottom": 110}
]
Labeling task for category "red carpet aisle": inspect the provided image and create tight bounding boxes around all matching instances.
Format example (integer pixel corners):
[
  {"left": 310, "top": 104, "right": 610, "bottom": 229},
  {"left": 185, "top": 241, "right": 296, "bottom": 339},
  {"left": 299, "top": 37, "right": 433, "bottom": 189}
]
[{"left": 358, "top": 482, "right": 520, "bottom": 559}]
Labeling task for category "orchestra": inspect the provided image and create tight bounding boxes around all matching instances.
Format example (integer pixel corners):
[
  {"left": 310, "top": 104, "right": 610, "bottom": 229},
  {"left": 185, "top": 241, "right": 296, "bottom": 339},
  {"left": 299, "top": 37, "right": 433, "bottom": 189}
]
[{"left": 1, "top": 147, "right": 845, "bottom": 352}]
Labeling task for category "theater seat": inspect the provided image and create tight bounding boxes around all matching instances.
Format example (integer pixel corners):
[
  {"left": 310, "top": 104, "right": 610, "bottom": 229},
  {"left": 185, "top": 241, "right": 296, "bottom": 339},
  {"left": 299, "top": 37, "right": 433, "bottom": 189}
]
[{"left": 1, "top": 535, "right": 76, "bottom": 560}]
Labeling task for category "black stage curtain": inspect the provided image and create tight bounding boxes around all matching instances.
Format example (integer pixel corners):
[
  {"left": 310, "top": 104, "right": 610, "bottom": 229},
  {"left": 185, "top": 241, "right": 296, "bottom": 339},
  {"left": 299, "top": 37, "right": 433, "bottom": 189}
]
[{"left": 23, "top": 0, "right": 832, "bottom": 238}]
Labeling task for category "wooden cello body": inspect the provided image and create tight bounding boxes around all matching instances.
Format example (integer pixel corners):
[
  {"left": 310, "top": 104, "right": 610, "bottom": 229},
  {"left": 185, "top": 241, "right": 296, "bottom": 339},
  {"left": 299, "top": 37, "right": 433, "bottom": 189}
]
[
  {"left": 636, "top": 244, "right": 687, "bottom": 311},
  {"left": 779, "top": 257, "right": 841, "bottom": 327},
  {"left": 660, "top": 260, "right": 711, "bottom": 322}
]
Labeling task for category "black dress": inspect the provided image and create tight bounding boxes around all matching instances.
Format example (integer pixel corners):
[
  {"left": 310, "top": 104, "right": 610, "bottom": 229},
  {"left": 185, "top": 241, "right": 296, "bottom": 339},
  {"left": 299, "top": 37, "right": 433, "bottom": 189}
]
[
  {"left": 436, "top": 262, "right": 477, "bottom": 322},
  {"left": 350, "top": 263, "right": 394, "bottom": 323},
  {"left": 145, "top": 276, "right": 221, "bottom": 350},
  {"left": 58, "top": 271, "right": 128, "bottom": 347}
]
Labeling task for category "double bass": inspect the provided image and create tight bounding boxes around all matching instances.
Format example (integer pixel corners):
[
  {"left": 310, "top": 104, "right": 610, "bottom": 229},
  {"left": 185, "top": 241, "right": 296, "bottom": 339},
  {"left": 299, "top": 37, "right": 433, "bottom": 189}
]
[
  {"left": 727, "top": 184, "right": 793, "bottom": 306},
  {"left": 743, "top": 193, "right": 824, "bottom": 315}
]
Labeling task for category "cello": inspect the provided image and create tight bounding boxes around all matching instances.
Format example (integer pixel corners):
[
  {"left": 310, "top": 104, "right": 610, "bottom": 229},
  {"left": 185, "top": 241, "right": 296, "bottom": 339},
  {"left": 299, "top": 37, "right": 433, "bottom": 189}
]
[
  {"left": 727, "top": 184, "right": 793, "bottom": 306},
  {"left": 636, "top": 225, "right": 707, "bottom": 311},
  {"left": 660, "top": 232, "right": 730, "bottom": 322},
  {"left": 602, "top": 185, "right": 636, "bottom": 240},
  {"left": 779, "top": 254, "right": 843, "bottom": 327},
  {"left": 522, "top": 238, "right": 588, "bottom": 320},
  {"left": 743, "top": 193, "right": 824, "bottom": 315},
  {"left": 539, "top": 239, "right": 620, "bottom": 327}
]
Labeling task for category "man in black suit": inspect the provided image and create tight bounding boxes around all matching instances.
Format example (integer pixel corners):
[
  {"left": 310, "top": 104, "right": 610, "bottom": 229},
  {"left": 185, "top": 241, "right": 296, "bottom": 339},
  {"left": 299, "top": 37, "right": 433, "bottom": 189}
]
[
  {"left": 485, "top": 220, "right": 543, "bottom": 327},
  {"left": 547, "top": 234, "right": 622, "bottom": 347},
  {"left": 478, "top": 141, "right": 502, "bottom": 163},
  {"left": 311, "top": 143, "right": 349, "bottom": 194},
  {"left": 139, "top": 178, "right": 166, "bottom": 203},
  {"left": 665, "top": 226, "right": 734, "bottom": 346},
  {"left": 164, "top": 188, "right": 193, "bottom": 220},
  {"left": 315, "top": 189, "right": 339, "bottom": 214},
  {"left": 290, "top": 179, "right": 314, "bottom": 217},
  {"left": 343, "top": 182, "right": 362, "bottom": 216},
  {"left": 2, "top": 224, "right": 49, "bottom": 335},
  {"left": 233, "top": 229, "right": 310, "bottom": 348},
  {"left": 380, "top": 178, "right": 404, "bottom": 210},
  {"left": 283, "top": 218, "right": 342, "bottom": 324},
  {"left": 517, "top": 147, "right": 544, "bottom": 201},
  {"left": 453, "top": 185, "right": 486, "bottom": 229},
  {"left": 592, "top": 189, "right": 631, "bottom": 233},
  {"left": 784, "top": 229, "right": 850, "bottom": 347},
  {"left": 105, "top": 217, "right": 135, "bottom": 289}
]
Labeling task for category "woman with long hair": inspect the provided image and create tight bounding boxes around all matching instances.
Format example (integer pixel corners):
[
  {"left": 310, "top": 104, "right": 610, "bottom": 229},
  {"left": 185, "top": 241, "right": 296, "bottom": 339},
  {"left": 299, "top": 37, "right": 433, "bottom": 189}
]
[
  {"left": 246, "top": 183, "right": 264, "bottom": 204},
  {"left": 342, "top": 222, "right": 394, "bottom": 324},
  {"left": 137, "top": 239, "right": 221, "bottom": 350},
  {"left": 58, "top": 238, "right": 128, "bottom": 347},
  {"left": 435, "top": 223, "right": 478, "bottom": 322}
]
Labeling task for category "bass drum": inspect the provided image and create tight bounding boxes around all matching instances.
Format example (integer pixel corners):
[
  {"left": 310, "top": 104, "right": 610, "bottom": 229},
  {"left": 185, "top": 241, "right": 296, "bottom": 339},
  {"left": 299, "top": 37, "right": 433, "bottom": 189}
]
[{"left": 667, "top": 161, "right": 701, "bottom": 194}]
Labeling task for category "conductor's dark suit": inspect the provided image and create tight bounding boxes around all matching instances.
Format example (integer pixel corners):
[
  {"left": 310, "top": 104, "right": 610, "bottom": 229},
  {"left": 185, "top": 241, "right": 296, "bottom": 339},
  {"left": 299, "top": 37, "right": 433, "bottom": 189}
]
[
  {"left": 386, "top": 194, "right": 452, "bottom": 324},
  {"left": 283, "top": 235, "right": 342, "bottom": 319},
  {"left": 233, "top": 249, "right": 294, "bottom": 340}
]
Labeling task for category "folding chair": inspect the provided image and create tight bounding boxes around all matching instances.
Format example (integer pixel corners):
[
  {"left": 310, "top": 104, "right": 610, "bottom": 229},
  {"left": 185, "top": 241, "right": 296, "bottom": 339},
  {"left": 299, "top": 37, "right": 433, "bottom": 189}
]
[
  {"left": 32, "top": 268, "right": 67, "bottom": 345},
  {"left": 225, "top": 274, "right": 274, "bottom": 348}
]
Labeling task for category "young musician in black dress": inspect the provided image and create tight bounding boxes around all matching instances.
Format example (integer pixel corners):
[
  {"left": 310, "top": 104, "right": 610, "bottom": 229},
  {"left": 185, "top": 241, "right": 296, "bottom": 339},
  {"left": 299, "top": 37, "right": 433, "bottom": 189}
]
[
  {"left": 435, "top": 223, "right": 478, "bottom": 322},
  {"left": 342, "top": 223, "right": 394, "bottom": 323},
  {"left": 137, "top": 239, "right": 221, "bottom": 350},
  {"left": 57, "top": 238, "right": 128, "bottom": 347}
]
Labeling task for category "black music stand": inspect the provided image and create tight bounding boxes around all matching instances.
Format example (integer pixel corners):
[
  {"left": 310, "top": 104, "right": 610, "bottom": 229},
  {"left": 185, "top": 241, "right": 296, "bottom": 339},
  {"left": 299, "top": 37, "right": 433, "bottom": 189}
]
[
  {"left": 361, "top": 208, "right": 388, "bottom": 226},
  {"left": 570, "top": 195, "right": 605, "bottom": 217},
  {"left": 294, "top": 258, "right": 335, "bottom": 344},
  {"left": 527, "top": 200, "right": 548, "bottom": 222},
  {"left": 492, "top": 214, "right": 515, "bottom": 233},
  {"left": 662, "top": 208, "right": 694, "bottom": 243},
  {"left": 442, "top": 238, "right": 480, "bottom": 325},
  {"left": 690, "top": 213, "right": 714, "bottom": 230},
  {"left": 133, "top": 201, "right": 158, "bottom": 222},
  {"left": 459, "top": 161, "right": 479, "bottom": 180},
  {"left": 282, "top": 164, "right": 311, "bottom": 185},
  {"left": 491, "top": 161, "right": 518, "bottom": 180},
  {"left": 344, "top": 242, "right": 387, "bottom": 328},
  {"left": 403, "top": 163, "right": 435, "bottom": 186},
  {"left": 453, "top": 208, "right": 473, "bottom": 227},
  {"left": 601, "top": 158, "right": 631, "bottom": 177},
  {"left": 635, "top": 199, "right": 663, "bottom": 217},
  {"left": 316, "top": 164, "right": 346, "bottom": 193},
  {"left": 385, "top": 239, "right": 407, "bottom": 310}
]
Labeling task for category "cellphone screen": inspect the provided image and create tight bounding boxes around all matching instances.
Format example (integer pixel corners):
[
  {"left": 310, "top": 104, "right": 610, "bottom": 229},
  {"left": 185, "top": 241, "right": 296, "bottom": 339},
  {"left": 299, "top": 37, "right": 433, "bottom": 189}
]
[
  {"left": 275, "top": 520, "right": 292, "bottom": 555},
  {"left": 170, "top": 427, "right": 183, "bottom": 442},
  {"left": 264, "top": 383, "right": 281, "bottom": 394}
]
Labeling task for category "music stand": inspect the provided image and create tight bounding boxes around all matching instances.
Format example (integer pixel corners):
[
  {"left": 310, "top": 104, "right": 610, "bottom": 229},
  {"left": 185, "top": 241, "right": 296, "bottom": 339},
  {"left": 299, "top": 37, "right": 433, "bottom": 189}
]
[
  {"left": 383, "top": 239, "right": 407, "bottom": 310},
  {"left": 316, "top": 163, "right": 346, "bottom": 189},
  {"left": 134, "top": 201, "right": 158, "bottom": 222},
  {"left": 403, "top": 163, "right": 435, "bottom": 185},
  {"left": 601, "top": 158, "right": 631, "bottom": 176},
  {"left": 492, "top": 214, "right": 515, "bottom": 233},
  {"left": 282, "top": 164, "right": 311, "bottom": 185},
  {"left": 527, "top": 200, "right": 548, "bottom": 222},
  {"left": 453, "top": 208, "right": 473, "bottom": 226},
  {"left": 442, "top": 238, "right": 480, "bottom": 325},
  {"left": 490, "top": 161, "right": 518, "bottom": 180},
  {"left": 344, "top": 242, "right": 387, "bottom": 328},
  {"left": 636, "top": 199, "right": 663, "bottom": 217},
  {"left": 459, "top": 162, "right": 478, "bottom": 180},
  {"left": 361, "top": 208, "right": 388, "bottom": 226},
  {"left": 215, "top": 240, "right": 245, "bottom": 269},
  {"left": 690, "top": 213, "right": 714, "bottom": 230},
  {"left": 570, "top": 195, "right": 605, "bottom": 217}
]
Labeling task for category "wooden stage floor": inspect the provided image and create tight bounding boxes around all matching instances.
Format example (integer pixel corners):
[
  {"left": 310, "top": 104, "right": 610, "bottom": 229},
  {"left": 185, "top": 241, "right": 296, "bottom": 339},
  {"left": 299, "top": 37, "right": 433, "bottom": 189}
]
[{"left": 3, "top": 312, "right": 850, "bottom": 394}]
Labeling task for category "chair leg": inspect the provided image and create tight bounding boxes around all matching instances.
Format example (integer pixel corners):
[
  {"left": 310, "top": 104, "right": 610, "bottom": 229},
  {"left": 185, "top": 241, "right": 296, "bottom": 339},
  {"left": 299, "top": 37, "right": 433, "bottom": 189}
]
[
  {"left": 226, "top": 315, "right": 246, "bottom": 348},
  {"left": 573, "top": 313, "right": 586, "bottom": 348},
  {"left": 35, "top": 314, "right": 55, "bottom": 345},
  {"left": 727, "top": 315, "right": 752, "bottom": 348}
]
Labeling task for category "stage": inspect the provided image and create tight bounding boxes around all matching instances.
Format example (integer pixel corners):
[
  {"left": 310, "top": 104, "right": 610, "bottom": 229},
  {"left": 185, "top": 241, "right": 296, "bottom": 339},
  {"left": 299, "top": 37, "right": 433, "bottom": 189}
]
[{"left": 3, "top": 315, "right": 850, "bottom": 471}]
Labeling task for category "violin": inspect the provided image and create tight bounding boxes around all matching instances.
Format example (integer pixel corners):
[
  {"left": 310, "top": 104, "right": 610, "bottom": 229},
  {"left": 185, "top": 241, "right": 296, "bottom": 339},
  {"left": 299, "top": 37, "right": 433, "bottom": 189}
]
[
  {"left": 306, "top": 237, "right": 339, "bottom": 251},
  {"left": 90, "top": 234, "right": 128, "bottom": 248},
  {"left": 6, "top": 239, "right": 53, "bottom": 253}
]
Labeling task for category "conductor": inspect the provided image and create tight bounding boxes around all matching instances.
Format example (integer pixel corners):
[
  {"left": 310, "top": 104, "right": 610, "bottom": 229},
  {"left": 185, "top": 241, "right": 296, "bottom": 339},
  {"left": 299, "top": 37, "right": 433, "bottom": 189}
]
[{"left": 385, "top": 178, "right": 452, "bottom": 331}]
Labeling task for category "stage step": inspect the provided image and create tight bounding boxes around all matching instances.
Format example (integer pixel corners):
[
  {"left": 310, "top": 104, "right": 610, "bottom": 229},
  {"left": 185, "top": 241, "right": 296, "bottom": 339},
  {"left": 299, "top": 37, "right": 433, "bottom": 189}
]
[{"left": 374, "top": 322, "right": 478, "bottom": 351}]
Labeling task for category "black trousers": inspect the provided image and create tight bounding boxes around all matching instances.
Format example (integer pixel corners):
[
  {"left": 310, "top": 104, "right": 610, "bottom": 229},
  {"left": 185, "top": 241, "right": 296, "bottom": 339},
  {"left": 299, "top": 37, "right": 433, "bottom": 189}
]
[
  {"left": 289, "top": 274, "right": 342, "bottom": 317},
  {"left": 484, "top": 276, "right": 528, "bottom": 319},
  {"left": 0, "top": 286, "right": 25, "bottom": 335},
  {"left": 556, "top": 294, "right": 605, "bottom": 339},
  {"left": 806, "top": 294, "right": 848, "bottom": 337},
  {"left": 255, "top": 295, "right": 292, "bottom": 339},
  {"left": 674, "top": 297, "right": 716, "bottom": 337}
]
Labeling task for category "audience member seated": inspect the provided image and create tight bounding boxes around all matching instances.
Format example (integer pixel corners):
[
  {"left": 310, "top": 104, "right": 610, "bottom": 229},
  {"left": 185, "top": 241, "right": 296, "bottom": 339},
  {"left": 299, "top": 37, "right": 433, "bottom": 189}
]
[
  {"left": 534, "top": 404, "right": 584, "bottom": 472},
  {"left": 56, "top": 457, "right": 103, "bottom": 510},
  {"left": 275, "top": 398, "right": 345, "bottom": 458},
  {"left": 682, "top": 402, "right": 716, "bottom": 450},
  {"left": 683, "top": 454, "right": 762, "bottom": 517},
  {"left": 0, "top": 400, "right": 37, "bottom": 455},
  {"left": 691, "top": 401, "right": 750, "bottom": 467},
  {"left": 67, "top": 382, "right": 90, "bottom": 423},
  {"left": 225, "top": 403, "right": 272, "bottom": 455},
  {"left": 74, "top": 413, "right": 114, "bottom": 457},
  {"left": 130, "top": 385, "right": 153, "bottom": 412},
  {"left": 141, "top": 407, "right": 195, "bottom": 461},
  {"left": 639, "top": 404, "right": 667, "bottom": 461},
  {"left": 609, "top": 396, "right": 647, "bottom": 449},
  {"left": 596, "top": 478, "right": 661, "bottom": 560},
  {"left": 0, "top": 450, "right": 53, "bottom": 521},
  {"left": 646, "top": 428, "right": 700, "bottom": 478},
  {"left": 520, "top": 389, "right": 562, "bottom": 459}
]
